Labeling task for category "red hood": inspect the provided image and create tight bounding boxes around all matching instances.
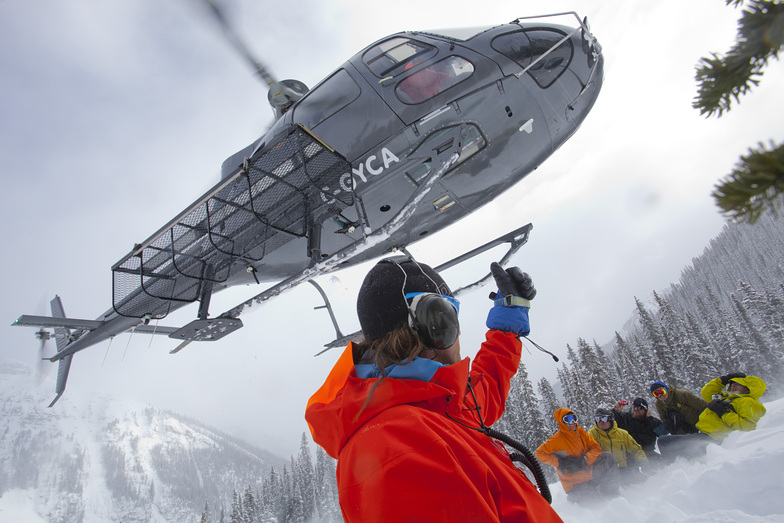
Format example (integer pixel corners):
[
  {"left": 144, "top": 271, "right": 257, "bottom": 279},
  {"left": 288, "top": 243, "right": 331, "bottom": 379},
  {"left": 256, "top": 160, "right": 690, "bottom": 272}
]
[{"left": 306, "top": 342, "right": 472, "bottom": 459}]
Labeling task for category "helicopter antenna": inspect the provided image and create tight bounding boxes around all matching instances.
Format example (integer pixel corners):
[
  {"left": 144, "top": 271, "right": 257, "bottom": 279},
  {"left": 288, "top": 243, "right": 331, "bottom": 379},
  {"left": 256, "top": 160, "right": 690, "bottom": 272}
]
[{"left": 201, "top": 0, "right": 309, "bottom": 118}]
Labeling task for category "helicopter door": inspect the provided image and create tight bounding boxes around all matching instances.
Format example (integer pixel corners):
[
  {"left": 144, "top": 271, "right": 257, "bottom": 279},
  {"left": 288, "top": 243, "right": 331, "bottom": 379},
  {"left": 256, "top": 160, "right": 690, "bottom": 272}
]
[{"left": 291, "top": 68, "right": 403, "bottom": 162}]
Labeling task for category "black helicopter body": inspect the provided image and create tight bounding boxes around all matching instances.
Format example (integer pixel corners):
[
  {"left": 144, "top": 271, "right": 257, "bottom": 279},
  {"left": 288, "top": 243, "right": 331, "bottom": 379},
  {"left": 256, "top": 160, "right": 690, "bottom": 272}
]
[{"left": 14, "top": 13, "right": 603, "bottom": 405}]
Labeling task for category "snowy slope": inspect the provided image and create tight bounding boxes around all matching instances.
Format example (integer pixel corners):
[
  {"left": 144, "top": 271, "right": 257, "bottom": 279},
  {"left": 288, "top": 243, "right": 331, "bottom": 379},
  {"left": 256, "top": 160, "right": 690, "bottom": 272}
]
[
  {"left": 550, "top": 396, "right": 784, "bottom": 522},
  {"left": 0, "top": 359, "right": 285, "bottom": 522}
]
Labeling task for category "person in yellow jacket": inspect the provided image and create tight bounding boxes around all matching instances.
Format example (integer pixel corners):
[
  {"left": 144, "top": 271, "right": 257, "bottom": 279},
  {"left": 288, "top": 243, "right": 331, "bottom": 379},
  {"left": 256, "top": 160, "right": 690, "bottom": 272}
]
[
  {"left": 696, "top": 372, "right": 767, "bottom": 441},
  {"left": 588, "top": 408, "right": 648, "bottom": 483},
  {"left": 536, "top": 408, "right": 619, "bottom": 501}
]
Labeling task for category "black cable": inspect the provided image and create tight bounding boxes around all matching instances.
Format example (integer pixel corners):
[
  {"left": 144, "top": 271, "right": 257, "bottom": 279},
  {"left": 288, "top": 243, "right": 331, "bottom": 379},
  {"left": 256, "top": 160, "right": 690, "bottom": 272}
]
[
  {"left": 482, "top": 426, "right": 552, "bottom": 505},
  {"left": 521, "top": 336, "right": 559, "bottom": 362},
  {"left": 445, "top": 380, "right": 553, "bottom": 504}
]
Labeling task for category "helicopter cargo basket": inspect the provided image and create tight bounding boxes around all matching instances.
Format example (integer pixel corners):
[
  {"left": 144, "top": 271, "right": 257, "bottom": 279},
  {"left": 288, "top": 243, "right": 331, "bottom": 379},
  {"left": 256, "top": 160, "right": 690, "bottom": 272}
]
[{"left": 111, "top": 124, "right": 352, "bottom": 319}]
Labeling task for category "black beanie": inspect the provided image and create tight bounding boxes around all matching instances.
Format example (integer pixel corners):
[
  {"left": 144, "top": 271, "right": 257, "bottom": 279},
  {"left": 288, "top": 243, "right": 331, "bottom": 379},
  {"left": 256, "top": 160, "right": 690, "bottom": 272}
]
[{"left": 357, "top": 257, "right": 452, "bottom": 340}]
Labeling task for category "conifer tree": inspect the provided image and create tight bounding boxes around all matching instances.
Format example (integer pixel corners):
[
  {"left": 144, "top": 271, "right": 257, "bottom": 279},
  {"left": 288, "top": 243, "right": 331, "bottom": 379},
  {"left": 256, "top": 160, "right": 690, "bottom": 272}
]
[
  {"left": 612, "top": 331, "right": 644, "bottom": 400},
  {"left": 740, "top": 280, "right": 784, "bottom": 348},
  {"left": 201, "top": 500, "right": 212, "bottom": 523},
  {"left": 499, "top": 361, "right": 547, "bottom": 449},
  {"left": 653, "top": 291, "right": 693, "bottom": 386},
  {"left": 592, "top": 340, "right": 623, "bottom": 398},
  {"left": 635, "top": 297, "right": 675, "bottom": 384},
  {"left": 242, "top": 486, "right": 257, "bottom": 523},
  {"left": 314, "top": 445, "right": 340, "bottom": 522},
  {"left": 537, "top": 377, "right": 561, "bottom": 435},
  {"left": 296, "top": 433, "right": 316, "bottom": 521},
  {"left": 576, "top": 338, "right": 615, "bottom": 411},
  {"left": 229, "top": 490, "right": 242, "bottom": 523},
  {"left": 731, "top": 292, "right": 779, "bottom": 382},
  {"left": 556, "top": 364, "right": 577, "bottom": 414},
  {"left": 761, "top": 286, "right": 784, "bottom": 346},
  {"left": 694, "top": 0, "right": 784, "bottom": 222},
  {"left": 683, "top": 311, "right": 721, "bottom": 384}
]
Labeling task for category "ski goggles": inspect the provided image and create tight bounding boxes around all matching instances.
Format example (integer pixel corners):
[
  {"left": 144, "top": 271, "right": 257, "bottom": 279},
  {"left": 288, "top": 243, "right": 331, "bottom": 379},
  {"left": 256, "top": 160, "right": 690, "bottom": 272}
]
[
  {"left": 594, "top": 415, "right": 611, "bottom": 423},
  {"left": 562, "top": 413, "right": 578, "bottom": 424},
  {"left": 652, "top": 388, "right": 667, "bottom": 399},
  {"left": 405, "top": 292, "right": 460, "bottom": 314}
]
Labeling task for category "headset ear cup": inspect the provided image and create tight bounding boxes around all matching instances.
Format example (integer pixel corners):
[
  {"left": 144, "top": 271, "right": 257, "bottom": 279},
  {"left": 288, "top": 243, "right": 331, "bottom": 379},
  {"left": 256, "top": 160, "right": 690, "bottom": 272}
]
[{"left": 409, "top": 294, "right": 459, "bottom": 350}]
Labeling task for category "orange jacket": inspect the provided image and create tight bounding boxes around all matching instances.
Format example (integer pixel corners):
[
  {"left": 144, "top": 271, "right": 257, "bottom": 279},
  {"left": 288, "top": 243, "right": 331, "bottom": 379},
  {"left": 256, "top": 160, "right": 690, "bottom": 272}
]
[
  {"left": 305, "top": 330, "right": 562, "bottom": 523},
  {"left": 535, "top": 408, "right": 603, "bottom": 492}
]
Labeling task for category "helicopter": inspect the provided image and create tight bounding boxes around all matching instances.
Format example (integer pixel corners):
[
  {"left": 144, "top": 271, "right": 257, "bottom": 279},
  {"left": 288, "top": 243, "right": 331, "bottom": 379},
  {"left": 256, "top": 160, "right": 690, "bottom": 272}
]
[{"left": 13, "top": 8, "right": 604, "bottom": 406}]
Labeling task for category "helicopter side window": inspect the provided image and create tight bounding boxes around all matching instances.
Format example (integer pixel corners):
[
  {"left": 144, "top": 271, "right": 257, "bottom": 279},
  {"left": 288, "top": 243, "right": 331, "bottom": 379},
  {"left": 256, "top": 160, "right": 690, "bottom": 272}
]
[
  {"left": 491, "top": 29, "right": 573, "bottom": 88},
  {"left": 292, "top": 69, "right": 361, "bottom": 128},
  {"left": 363, "top": 37, "right": 436, "bottom": 78},
  {"left": 395, "top": 56, "right": 474, "bottom": 105}
]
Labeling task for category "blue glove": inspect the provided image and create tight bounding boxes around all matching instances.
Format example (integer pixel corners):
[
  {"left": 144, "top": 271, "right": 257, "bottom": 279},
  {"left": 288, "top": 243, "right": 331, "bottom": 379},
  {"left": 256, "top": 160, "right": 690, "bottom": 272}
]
[{"left": 486, "top": 262, "right": 534, "bottom": 336}]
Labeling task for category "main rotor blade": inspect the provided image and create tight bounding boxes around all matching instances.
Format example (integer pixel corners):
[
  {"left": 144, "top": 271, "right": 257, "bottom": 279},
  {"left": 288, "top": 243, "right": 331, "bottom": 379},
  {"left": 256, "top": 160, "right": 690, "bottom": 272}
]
[{"left": 202, "top": 0, "right": 278, "bottom": 86}]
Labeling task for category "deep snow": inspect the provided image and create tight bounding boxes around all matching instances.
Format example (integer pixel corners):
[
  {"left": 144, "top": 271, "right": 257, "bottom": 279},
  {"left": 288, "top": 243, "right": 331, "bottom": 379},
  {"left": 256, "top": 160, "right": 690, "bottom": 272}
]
[{"left": 548, "top": 396, "right": 784, "bottom": 522}]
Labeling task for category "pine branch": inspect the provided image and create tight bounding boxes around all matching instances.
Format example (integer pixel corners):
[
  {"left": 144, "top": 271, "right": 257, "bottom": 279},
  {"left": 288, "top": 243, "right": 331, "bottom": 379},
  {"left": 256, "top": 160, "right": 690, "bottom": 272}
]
[
  {"left": 712, "top": 141, "right": 784, "bottom": 223},
  {"left": 693, "top": 0, "right": 784, "bottom": 117}
]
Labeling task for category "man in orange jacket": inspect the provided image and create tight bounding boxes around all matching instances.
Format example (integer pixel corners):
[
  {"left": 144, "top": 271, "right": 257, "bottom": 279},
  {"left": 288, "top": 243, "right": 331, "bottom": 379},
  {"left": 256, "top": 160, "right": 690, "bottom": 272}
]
[
  {"left": 306, "top": 258, "right": 562, "bottom": 522},
  {"left": 536, "top": 408, "right": 620, "bottom": 500}
]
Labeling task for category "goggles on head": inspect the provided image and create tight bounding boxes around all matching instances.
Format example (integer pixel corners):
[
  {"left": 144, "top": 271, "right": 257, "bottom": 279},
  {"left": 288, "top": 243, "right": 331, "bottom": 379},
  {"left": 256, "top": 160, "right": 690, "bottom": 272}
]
[
  {"left": 652, "top": 388, "right": 667, "bottom": 399},
  {"left": 633, "top": 404, "right": 647, "bottom": 410},
  {"left": 405, "top": 292, "right": 460, "bottom": 314},
  {"left": 562, "top": 413, "right": 578, "bottom": 424},
  {"left": 594, "top": 415, "right": 611, "bottom": 423}
]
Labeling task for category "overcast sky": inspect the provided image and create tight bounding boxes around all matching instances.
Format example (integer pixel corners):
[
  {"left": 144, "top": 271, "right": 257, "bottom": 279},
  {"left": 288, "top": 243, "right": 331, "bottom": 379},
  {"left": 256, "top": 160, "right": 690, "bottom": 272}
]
[{"left": 2, "top": 0, "right": 783, "bottom": 458}]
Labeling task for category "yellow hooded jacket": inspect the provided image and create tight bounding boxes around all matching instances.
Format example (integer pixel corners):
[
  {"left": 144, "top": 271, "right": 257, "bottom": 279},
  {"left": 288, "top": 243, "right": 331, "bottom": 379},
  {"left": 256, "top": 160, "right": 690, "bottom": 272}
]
[
  {"left": 587, "top": 420, "right": 647, "bottom": 468},
  {"left": 696, "top": 375, "right": 766, "bottom": 441}
]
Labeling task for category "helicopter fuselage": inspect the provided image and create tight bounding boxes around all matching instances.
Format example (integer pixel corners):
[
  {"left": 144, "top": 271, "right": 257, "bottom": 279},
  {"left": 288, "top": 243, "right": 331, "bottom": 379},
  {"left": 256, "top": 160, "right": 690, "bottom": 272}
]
[
  {"left": 217, "top": 17, "right": 603, "bottom": 283},
  {"left": 17, "top": 14, "right": 604, "bottom": 384}
]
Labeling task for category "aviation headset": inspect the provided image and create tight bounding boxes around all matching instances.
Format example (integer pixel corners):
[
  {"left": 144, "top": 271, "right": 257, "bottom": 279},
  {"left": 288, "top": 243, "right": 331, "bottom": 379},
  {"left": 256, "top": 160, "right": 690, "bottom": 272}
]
[{"left": 380, "top": 257, "right": 460, "bottom": 350}]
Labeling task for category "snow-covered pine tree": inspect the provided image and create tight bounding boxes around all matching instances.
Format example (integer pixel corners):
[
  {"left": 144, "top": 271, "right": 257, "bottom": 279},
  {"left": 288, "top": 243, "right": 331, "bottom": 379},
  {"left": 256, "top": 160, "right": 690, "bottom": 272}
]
[
  {"left": 635, "top": 297, "right": 675, "bottom": 385},
  {"left": 242, "top": 486, "right": 257, "bottom": 523},
  {"left": 201, "top": 500, "right": 211, "bottom": 523},
  {"left": 731, "top": 292, "right": 779, "bottom": 384},
  {"left": 576, "top": 338, "right": 615, "bottom": 412},
  {"left": 314, "top": 445, "right": 340, "bottom": 522},
  {"left": 296, "top": 433, "right": 316, "bottom": 521},
  {"left": 229, "top": 490, "right": 242, "bottom": 523},
  {"left": 564, "top": 344, "right": 593, "bottom": 422},
  {"left": 703, "top": 284, "right": 746, "bottom": 370},
  {"left": 653, "top": 291, "right": 691, "bottom": 387},
  {"left": 683, "top": 311, "right": 721, "bottom": 385},
  {"left": 695, "top": 293, "right": 734, "bottom": 369},
  {"left": 760, "top": 285, "right": 784, "bottom": 348},
  {"left": 740, "top": 280, "right": 784, "bottom": 352},
  {"left": 537, "top": 377, "right": 560, "bottom": 435},
  {"left": 556, "top": 363, "right": 580, "bottom": 420},
  {"left": 612, "top": 331, "right": 644, "bottom": 400},
  {"left": 498, "top": 361, "right": 547, "bottom": 450},
  {"left": 592, "top": 340, "right": 622, "bottom": 399}
]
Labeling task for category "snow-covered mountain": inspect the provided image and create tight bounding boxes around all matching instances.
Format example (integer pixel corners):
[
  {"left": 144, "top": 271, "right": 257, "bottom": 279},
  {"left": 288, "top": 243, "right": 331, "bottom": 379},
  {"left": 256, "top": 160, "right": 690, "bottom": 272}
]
[{"left": 0, "top": 359, "right": 285, "bottom": 522}]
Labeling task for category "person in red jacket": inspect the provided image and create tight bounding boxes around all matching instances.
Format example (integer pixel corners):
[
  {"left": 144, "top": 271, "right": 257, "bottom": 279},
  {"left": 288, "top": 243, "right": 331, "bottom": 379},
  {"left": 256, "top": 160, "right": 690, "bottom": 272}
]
[
  {"left": 535, "top": 408, "right": 620, "bottom": 501},
  {"left": 306, "top": 257, "right": 562, "bottom": 522}
]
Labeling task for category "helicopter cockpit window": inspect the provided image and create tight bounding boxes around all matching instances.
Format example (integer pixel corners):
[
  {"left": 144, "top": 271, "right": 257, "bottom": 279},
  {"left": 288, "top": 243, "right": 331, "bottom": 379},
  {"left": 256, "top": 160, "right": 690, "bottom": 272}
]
[
  {"left": 363, "top": 37, "right": 436, "bottom": 78},
  {"left": 395, "top": 56, "right": 474, "bottom": 104},
  {"left": 417, "top": 26, "right": 495, "bottom": 41},
  {"left": 491, "top": 29, "right": 573, "bottom": 88},
  {"left": 292, "top": 69, "right": 360, "bottom": 128}
]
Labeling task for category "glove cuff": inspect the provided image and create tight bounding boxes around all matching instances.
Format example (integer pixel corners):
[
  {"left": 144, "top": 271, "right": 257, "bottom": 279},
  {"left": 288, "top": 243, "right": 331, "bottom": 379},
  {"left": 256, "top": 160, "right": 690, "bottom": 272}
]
[{"left": 494, "top": 296, "right": 531, "bottom": 308}]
